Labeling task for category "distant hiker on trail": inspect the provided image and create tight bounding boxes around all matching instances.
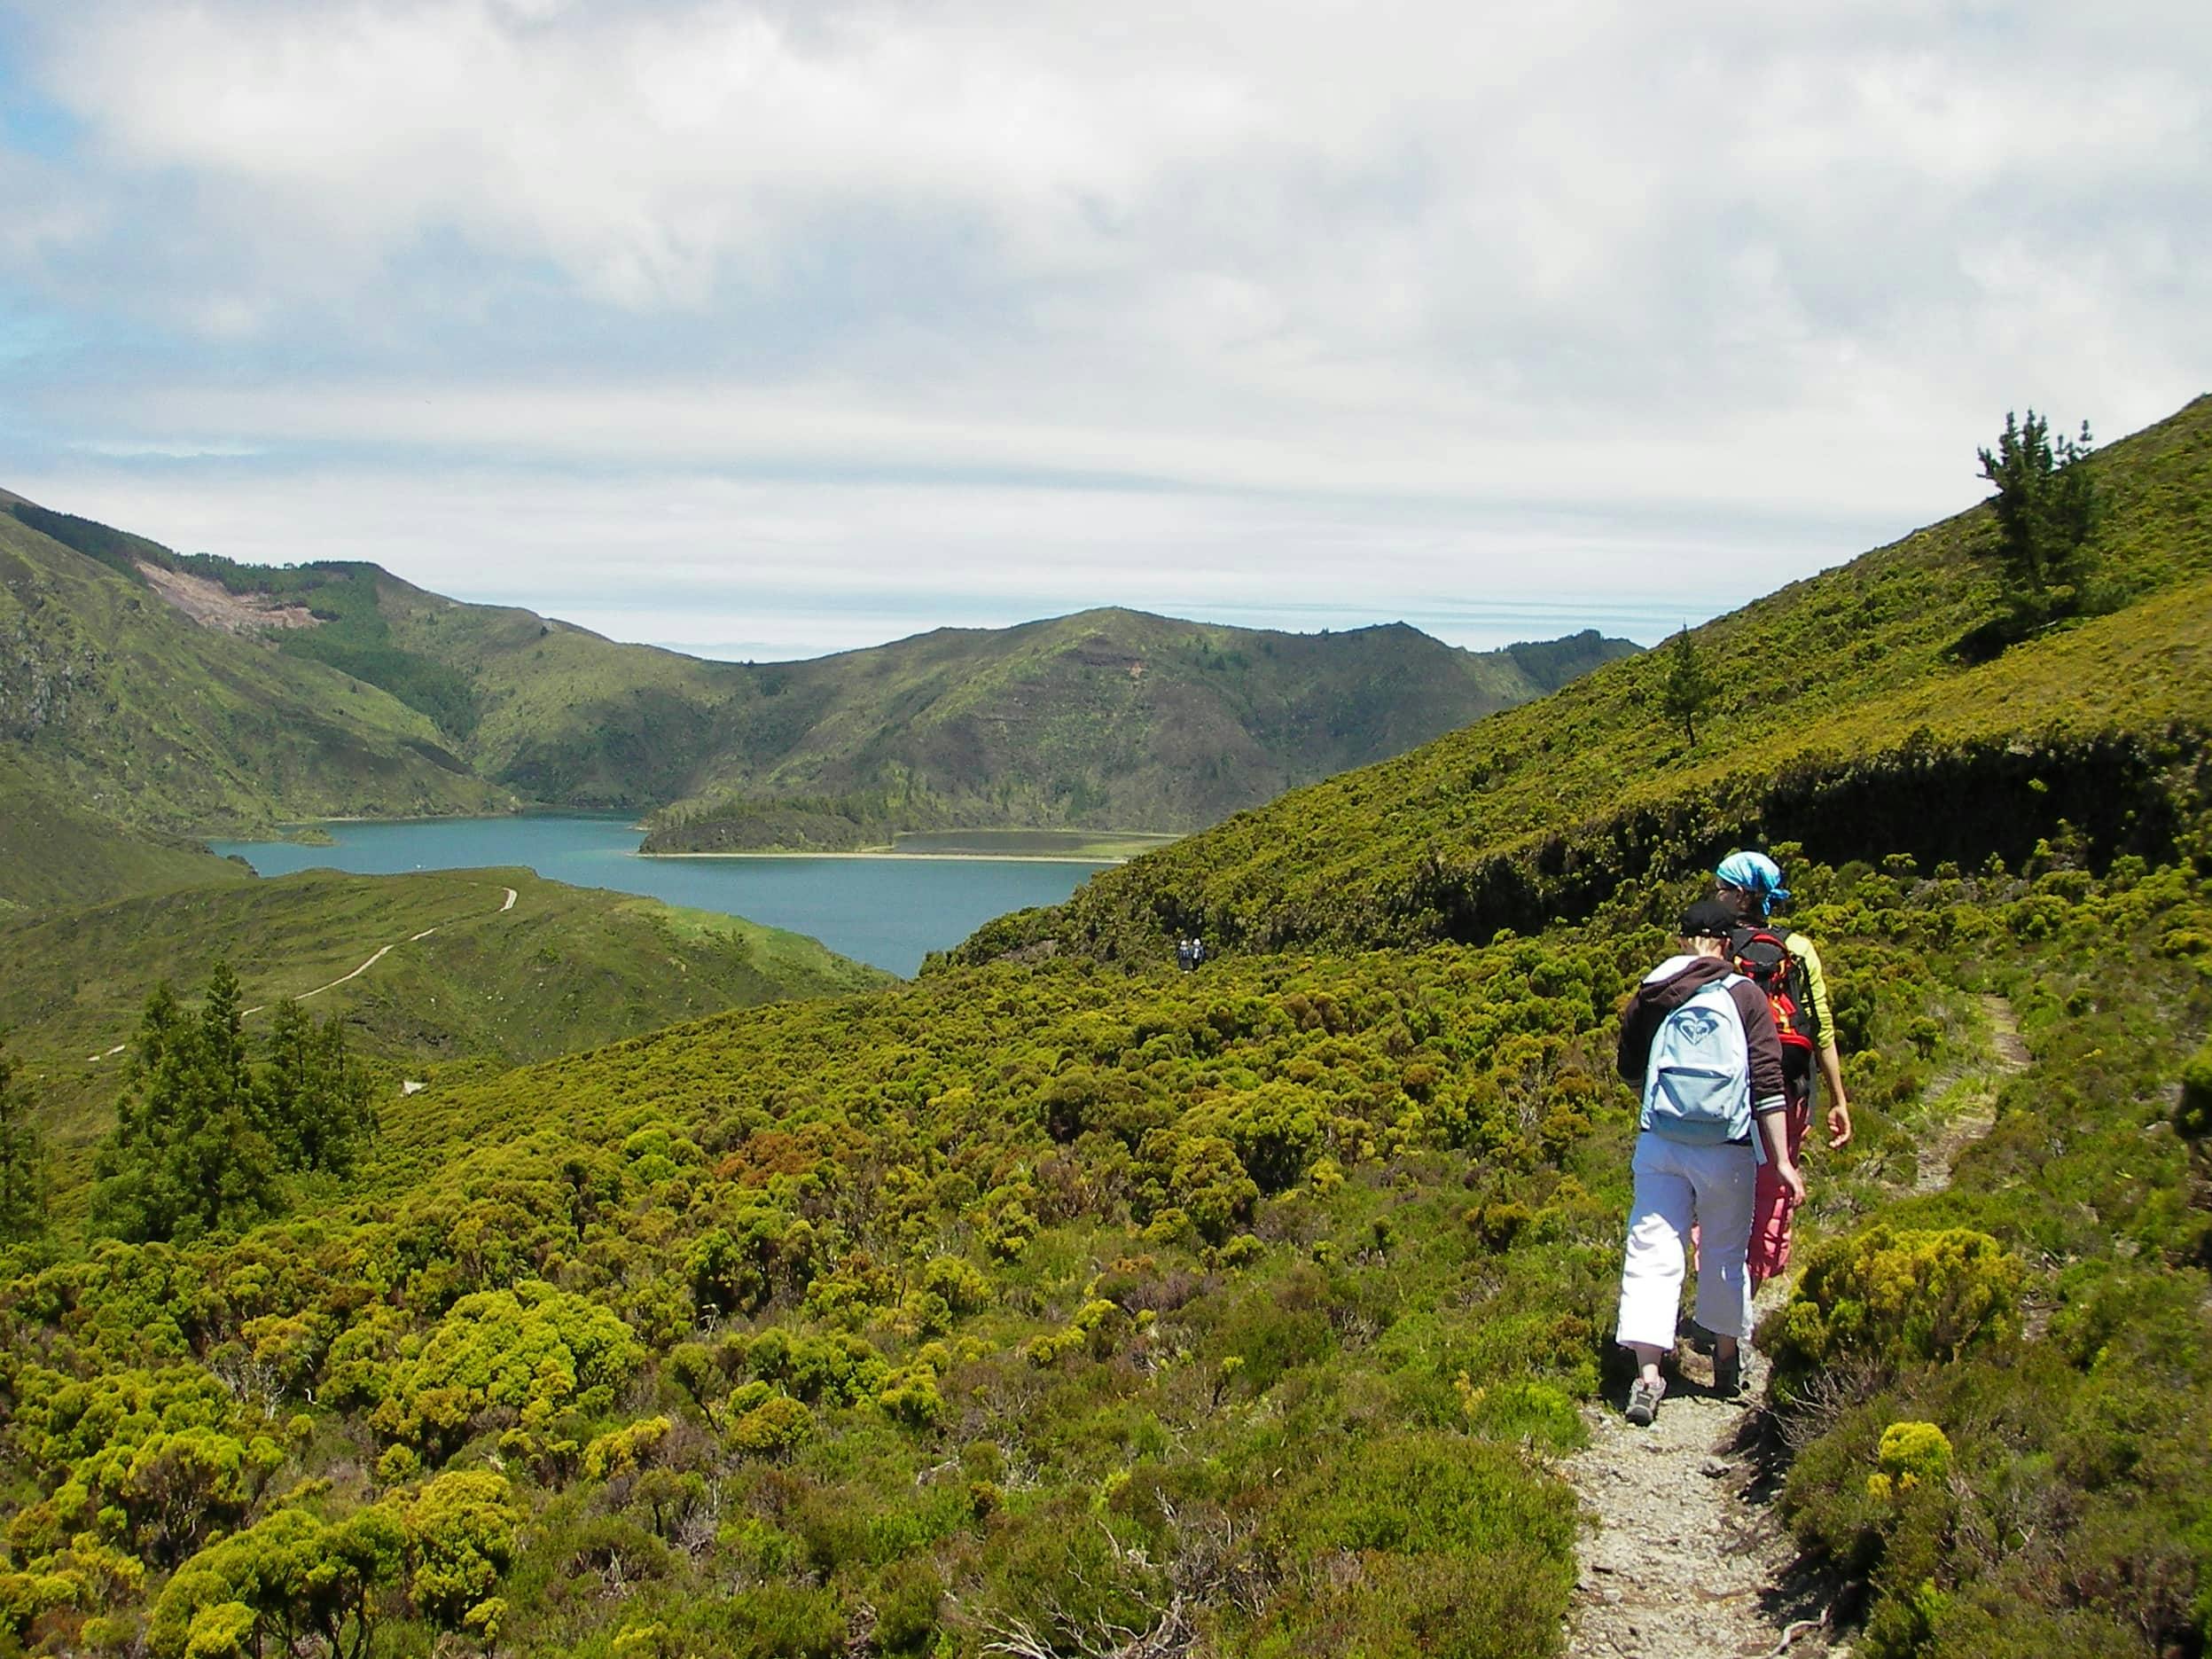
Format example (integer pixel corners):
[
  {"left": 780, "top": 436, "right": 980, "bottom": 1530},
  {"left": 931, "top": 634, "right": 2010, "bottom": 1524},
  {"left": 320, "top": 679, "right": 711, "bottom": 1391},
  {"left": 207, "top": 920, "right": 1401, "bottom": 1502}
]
[
  {"left": 1176, "top": 935, "right": 1206, "bottom": 972},
  {"left": 1614, "top": 899, "right": 1804, "bottom": 1426},
  {"left": 1714, "top": 850, "right": 1852, "bottom": 1289}
]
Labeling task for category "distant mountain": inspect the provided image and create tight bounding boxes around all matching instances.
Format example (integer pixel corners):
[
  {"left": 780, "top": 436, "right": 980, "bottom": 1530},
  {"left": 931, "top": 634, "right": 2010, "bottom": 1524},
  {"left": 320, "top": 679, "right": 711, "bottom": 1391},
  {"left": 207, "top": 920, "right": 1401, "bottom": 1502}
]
[
  {"left": 634, "top": 613, "right": 1636, "bottom": 850},
  {"left": 0, "top": 487, "right": 1636, "bottom": 849},
  {"left": 0, "top": 493, "right": 513, "bottom": 849}
]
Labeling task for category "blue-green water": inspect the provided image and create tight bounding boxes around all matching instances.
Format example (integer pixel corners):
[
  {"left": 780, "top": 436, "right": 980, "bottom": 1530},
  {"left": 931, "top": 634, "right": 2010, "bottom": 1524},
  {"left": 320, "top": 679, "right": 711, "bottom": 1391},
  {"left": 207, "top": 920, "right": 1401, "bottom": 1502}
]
[{"left": 207, "top": 816, "right": 1106, "bottom": 978}]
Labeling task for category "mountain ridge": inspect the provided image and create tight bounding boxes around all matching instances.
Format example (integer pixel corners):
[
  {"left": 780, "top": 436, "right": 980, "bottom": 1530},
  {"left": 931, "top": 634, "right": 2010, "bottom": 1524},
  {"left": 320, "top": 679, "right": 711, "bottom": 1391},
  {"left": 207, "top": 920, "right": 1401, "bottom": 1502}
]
[{"left": 1, "top": 489, "right": 1637, "bottom": 858}]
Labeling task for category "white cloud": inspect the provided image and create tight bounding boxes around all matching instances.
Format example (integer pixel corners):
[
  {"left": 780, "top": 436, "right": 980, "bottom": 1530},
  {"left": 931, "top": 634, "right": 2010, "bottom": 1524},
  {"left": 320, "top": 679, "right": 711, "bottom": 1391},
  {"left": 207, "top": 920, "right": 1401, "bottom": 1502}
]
[{"left": 2, "top": 0, "right": 2207, "bottom": 653}]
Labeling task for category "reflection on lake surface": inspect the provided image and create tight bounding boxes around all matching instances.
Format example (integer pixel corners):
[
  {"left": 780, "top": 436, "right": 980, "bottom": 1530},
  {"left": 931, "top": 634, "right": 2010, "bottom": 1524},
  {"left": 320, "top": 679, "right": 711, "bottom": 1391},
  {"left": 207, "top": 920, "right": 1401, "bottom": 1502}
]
[{"left": 208, "top": 816, "right": 1108, "bottom": 977}]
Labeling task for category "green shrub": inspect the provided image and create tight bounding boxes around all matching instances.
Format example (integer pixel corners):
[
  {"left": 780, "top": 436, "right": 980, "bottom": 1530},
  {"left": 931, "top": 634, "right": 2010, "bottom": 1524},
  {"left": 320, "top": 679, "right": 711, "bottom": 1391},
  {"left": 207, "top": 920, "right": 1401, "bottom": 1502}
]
[
  {"left": 729, "top": 1395, "right": 814, "bottom": 1458},
  {"left": 2176, "top": 1038, "right": 2212, "bottom": 1139},
  {"left": 368, "top": 1282, "right": 643, "bottom": 1463},
  {"left": 1764, "top": 1227, "right": 2021, "bottom": 1401},
  {"left": 1867, "top": 1421, "right": 1952, "bottom": 1501}
]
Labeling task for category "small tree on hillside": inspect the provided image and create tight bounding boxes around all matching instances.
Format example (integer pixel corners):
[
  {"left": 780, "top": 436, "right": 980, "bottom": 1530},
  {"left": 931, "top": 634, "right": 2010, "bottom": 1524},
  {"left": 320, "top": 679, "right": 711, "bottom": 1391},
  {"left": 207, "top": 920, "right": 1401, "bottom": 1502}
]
[
  {"left": 1977, "top": 409, "right": 2098, "bottom": 626},
  {"left": 257, "top": 998, "right": 379, "bottom": 1177},
  {"left": 0, "top": 1034, "right": 47, "bottom": 1242},
  {"left": 1661, "top": 629, "right": 1717, "bottom": 746},
  {"left": 90, "top": 965, "right": 379, "bottom": 1243},
  {"left": 92, "top": 966, "right": 280, "bottom": 1243}
]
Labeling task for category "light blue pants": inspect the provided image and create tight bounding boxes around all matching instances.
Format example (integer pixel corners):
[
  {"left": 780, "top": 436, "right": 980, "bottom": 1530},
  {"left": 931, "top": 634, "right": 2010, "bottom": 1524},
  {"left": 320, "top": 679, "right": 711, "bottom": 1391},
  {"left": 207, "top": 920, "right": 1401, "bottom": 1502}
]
[{"left": 1616, "top": 1131, "right": 1757, "bottom": 1349}]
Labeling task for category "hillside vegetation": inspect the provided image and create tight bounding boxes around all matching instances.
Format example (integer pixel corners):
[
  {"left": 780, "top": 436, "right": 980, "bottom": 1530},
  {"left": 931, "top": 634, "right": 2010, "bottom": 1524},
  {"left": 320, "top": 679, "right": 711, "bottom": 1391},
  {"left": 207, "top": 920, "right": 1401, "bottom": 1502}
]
[
  {"left": 949, "top": 396, "right": 2212, "bottom": 966},
  {"left": 0, "top": 496, "right": 512, "bottom": 837},
  {"left": 2, "top": 833, "right": 2206, "bottom": 1657},
  {"left": 0, "top": 755, "right": 246, "bottom": 913},
  {"left": 1, "top": 402, "right": 2208, "bottom": 1659},
  {"left": 1, "top": 485, "right": 1632, "bottom": 843},
  {"left": 0, "top": 867, "right": 889, "bottom": 1204}
]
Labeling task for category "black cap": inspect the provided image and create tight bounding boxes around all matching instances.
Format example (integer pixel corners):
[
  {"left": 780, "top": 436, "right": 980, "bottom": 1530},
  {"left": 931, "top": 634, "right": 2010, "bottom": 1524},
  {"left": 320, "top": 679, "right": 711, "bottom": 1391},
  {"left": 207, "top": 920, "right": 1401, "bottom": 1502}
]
[{"left": 1679, "top": 898, "right": 1739, "bottom": 940}]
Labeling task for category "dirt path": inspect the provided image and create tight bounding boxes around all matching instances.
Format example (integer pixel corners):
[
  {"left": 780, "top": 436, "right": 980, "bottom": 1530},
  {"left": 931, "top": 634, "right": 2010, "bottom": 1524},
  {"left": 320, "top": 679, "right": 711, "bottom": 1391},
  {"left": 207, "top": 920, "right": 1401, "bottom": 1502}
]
[
  {"left": 86, "top": 883, "right": 520, "bottom": 1060},
  {"left": 1565, "top": 1337, "right": 1826, "bottom": 1659},
  {"left": 1562, "top": 995, "right": 2028, "bottom": 1657},
  {"left": 1912, "top": 995, "right": 2028, "bottom": 1193}
]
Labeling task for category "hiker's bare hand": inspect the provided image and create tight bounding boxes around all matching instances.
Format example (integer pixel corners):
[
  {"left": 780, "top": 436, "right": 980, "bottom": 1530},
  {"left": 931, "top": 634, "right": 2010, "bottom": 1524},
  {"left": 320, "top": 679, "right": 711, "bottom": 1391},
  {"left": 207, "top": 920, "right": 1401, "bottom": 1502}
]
[
  {"left": 1778, "top": 1162, "right": 1806, "bottom": 1207},
  {"left": 1826, "top": 1096, "right": 1854, "bottom": 1150}
]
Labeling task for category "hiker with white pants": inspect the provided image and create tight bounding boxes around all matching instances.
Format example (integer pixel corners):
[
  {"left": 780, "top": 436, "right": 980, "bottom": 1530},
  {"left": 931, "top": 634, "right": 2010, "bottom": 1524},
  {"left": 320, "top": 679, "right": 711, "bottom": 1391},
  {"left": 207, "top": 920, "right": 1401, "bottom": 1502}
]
[{"left": 1612, "top": 899, "right": 1805, "bottom": 1424}]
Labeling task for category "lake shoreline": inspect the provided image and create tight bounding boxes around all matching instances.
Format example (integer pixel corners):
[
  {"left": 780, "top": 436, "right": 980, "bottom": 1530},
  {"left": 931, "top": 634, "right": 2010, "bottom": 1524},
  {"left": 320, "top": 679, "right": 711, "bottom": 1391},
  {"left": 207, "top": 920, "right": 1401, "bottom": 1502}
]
[
  {"left": 636, "top": 849, "right": 1126, "bottom": 865},
  {"left": 208, "top": 814, "right": 1113, "bottom": 976}
]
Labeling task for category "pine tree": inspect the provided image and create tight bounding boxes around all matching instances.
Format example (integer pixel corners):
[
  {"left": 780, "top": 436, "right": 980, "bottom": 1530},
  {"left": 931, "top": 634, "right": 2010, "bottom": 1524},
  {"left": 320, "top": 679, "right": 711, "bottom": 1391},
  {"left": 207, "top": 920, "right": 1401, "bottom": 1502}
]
[
  {"left": 257, "top": 999, "right": 378, "bottom": 1177},
  {"left": 1660, "top": 629, "right": 1716, "bottom": 746},
  {"left": 92, "top": 964, "right": 283, "bottom": 1243},
  {"left": 0, "top": 1034, "right": 46, "bottom": 1242},
  {"left": 1977, "top": 409, "right": 2098, "bottom": 625}
]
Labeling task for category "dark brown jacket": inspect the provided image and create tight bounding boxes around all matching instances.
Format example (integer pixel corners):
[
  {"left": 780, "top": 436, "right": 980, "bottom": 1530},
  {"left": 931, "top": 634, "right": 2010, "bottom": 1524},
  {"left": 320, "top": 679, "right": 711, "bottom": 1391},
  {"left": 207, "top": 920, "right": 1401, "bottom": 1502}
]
[{"left": 1616, "top": 954, "right": 1788, "bottom": 1120}]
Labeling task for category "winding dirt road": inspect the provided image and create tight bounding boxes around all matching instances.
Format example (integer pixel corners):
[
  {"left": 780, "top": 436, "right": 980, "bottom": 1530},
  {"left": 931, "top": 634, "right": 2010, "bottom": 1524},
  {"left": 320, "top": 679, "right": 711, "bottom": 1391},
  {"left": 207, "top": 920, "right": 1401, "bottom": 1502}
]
[{"left": 86, "top": 884, "right": 520, "bottom": 1061}]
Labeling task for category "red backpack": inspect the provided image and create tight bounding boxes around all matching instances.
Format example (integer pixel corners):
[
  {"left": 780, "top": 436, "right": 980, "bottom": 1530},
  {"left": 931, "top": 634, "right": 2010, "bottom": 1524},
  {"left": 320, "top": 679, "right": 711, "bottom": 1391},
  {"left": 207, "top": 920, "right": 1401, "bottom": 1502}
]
[{"left": 1731, "top": 927, "right": 1817, "bottom": 1085}]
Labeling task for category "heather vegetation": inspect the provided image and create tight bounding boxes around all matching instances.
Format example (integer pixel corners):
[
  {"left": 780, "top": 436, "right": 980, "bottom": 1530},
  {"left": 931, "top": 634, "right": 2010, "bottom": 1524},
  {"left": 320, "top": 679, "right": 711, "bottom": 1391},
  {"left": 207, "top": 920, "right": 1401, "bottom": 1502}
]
[
  {"left": 0, "top": 400, "right": 2208, "bottom": 1658},
  {"left": 0, "top": 833, "right": 2204, "bottom": 1656}
]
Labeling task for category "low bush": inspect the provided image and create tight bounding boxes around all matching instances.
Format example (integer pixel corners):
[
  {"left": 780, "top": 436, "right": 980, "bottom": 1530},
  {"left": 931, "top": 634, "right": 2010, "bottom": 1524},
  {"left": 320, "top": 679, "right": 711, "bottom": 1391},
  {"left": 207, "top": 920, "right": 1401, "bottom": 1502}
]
[{"left": 1763, "top": 1226, "right": 2021, "bottom": 1403}]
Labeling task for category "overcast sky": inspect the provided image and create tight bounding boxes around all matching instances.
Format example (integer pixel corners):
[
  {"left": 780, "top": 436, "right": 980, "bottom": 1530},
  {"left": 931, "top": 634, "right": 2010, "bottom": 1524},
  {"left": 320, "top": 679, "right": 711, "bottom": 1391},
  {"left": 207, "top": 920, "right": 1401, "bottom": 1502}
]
[{"left": 2, "top": 1, "right": 2205, "bottom": 660}]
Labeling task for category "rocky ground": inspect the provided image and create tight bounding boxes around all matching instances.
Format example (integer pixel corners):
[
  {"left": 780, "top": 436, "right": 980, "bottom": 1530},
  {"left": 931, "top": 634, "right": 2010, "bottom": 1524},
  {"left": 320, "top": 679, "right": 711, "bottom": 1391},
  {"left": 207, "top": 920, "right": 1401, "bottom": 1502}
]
[{"left": 1564, "top": 1326, "right": 1841, "bottom": 1659}]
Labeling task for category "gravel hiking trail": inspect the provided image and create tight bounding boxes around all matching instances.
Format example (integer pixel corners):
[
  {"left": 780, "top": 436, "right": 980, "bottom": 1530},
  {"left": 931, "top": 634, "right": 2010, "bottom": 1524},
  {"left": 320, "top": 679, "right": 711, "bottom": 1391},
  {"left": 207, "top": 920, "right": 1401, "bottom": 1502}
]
[
  {"left": 1562, "top": 994, "right": 2027, "bottom": 1658},
  {"left": 85, "top": 884, "right": 521, "bottom": 1060}
]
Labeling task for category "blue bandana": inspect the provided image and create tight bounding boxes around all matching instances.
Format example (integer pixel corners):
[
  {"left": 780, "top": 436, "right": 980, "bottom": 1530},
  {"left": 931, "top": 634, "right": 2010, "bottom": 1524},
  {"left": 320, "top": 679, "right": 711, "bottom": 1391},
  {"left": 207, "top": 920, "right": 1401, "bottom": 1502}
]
[{"left": 1716, "top": 850, "right": 1791, "bottom": 914}]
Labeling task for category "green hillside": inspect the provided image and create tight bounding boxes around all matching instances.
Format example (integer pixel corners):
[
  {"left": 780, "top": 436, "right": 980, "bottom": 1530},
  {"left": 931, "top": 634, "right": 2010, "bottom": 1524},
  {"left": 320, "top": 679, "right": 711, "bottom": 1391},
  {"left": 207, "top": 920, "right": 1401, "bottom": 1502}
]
[
  {"left": 2, "top": 867, "right": 889, "bottom": 1205},
  {"left": 950, "top": 395, "right": 2212, "bottom": 966},
  {"left": 2, "top": 485, "right": 1633, "bottom": 844},
  {"left": 0, "top": 755, "right": 247, "bottom": 912},
  {"left": 637, "top": 615, "right": 1632, "bottom": 849},
  {"left": 0, "top": 499, "right": 513, "bottom": 835},
  {"left": 2, "top": 403, "right": 2208, "bottom": 1659},
  {"left": 270, "top": 560, "right": 1633, "bottom": 835}
]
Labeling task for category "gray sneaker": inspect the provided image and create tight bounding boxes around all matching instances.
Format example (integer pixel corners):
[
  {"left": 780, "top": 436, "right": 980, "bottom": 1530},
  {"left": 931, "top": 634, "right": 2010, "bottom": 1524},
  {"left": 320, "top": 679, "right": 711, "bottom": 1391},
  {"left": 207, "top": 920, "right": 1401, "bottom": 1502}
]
[{"left": 1625, "top": 1378, "right": 1665, "bottom": 1427}]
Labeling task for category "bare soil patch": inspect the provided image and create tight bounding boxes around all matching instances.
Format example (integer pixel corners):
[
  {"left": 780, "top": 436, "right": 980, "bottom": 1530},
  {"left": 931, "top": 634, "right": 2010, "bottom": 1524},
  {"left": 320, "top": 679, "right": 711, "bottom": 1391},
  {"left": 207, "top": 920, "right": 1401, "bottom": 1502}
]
[{"left": 136, "top": 560, "right": 321, "bottom": 634}]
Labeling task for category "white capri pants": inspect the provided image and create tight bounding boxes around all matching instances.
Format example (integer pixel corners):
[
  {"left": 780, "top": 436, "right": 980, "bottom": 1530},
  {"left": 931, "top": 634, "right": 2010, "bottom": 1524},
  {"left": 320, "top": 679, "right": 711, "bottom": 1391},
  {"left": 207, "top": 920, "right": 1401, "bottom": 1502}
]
[{"left": 1615, "top": 1131, "right": 1757, "bottom": 1350}]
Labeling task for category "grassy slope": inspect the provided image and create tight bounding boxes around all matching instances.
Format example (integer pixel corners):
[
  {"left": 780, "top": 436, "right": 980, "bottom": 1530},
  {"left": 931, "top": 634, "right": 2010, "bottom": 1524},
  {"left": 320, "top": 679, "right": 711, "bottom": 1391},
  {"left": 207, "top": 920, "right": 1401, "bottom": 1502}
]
[
  {"left": 2, "top": 866, "right": 890, "bottom": 1201},
  {"left": 0, "top": 754, "right": 247, "bottom": 912},
  {"left": 951, "top": 395, "right": 2212, "bottom": 963},
  {"left": 0, "top": 502, "right": 512, "bottom": 833}
]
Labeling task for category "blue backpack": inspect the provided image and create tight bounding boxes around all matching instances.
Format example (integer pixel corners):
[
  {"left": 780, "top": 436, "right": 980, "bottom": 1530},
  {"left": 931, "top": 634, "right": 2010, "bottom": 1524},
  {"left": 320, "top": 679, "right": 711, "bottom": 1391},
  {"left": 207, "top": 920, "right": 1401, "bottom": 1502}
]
[{"left": 1639, "top": 977, "right": 1753, "bottom": 1145}]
